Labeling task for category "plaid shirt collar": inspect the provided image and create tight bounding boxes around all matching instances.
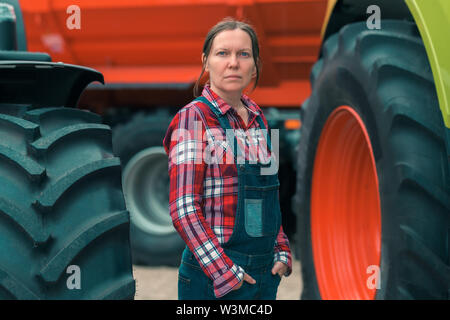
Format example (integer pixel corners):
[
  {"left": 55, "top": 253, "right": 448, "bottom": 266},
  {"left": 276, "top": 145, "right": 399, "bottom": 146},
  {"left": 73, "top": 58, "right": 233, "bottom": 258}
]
[{"left": 201, "top": 84, "right": 260, "bottom": 117}]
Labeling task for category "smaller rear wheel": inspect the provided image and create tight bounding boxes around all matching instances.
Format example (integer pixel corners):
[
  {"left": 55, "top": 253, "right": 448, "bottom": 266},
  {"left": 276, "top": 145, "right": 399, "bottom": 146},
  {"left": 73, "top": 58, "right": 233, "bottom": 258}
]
[
  {"left": 113, "top": 113, "right": 185, "bottom": 266},
  {"left": 123, "top": 147, "right": 172, "bottom": 237}
]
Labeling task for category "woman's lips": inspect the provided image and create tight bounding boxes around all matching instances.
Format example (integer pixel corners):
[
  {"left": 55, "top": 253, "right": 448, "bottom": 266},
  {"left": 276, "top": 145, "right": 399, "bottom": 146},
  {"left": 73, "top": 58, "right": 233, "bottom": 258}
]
[{"left": 225, "top": 76, "right": 242, "bottom": 79}]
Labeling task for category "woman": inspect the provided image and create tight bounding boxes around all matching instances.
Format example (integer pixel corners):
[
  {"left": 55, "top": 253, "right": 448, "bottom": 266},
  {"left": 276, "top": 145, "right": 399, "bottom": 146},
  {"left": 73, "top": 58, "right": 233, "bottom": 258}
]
[{"left": 163, "top": 18, "right": 292, "bottom": 300}]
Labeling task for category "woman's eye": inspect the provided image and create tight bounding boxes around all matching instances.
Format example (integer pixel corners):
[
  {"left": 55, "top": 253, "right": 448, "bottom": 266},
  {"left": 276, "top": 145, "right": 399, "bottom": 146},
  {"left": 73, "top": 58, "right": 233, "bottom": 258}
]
[
  {"left": 241, "top": 52, "right": 250, "bottom": 57},
  {"left": 217, "top": 51, "right": 226, "bottom": 56}
]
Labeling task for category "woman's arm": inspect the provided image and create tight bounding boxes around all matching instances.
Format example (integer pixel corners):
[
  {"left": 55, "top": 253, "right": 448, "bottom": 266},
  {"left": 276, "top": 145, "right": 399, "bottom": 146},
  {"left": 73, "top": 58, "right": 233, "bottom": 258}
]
[
  {"left": 274, "top": 226, "right": 292, "bottom": 276},
  {"left": 163, "top": 105, "right": 245, "bottom": 298}
]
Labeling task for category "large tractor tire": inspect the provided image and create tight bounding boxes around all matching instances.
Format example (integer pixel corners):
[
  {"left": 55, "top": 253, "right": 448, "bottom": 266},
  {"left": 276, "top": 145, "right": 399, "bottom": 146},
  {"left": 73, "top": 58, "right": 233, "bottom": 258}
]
[
  {"left": 113, "top": 112, "right": 184, "bottom": 266},
  {"left": 295, "top": 20, "right": 450, "bottom": 299},
  {"left": 0, "top": 105, "right": 135, "bottom": 299}
]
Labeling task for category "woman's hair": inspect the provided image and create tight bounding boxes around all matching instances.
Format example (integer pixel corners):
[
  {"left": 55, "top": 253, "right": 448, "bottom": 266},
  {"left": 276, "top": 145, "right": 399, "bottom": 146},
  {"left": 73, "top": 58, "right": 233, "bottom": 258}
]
[{"left": 193, "top": 17, "right": 261, "bottom": 97}]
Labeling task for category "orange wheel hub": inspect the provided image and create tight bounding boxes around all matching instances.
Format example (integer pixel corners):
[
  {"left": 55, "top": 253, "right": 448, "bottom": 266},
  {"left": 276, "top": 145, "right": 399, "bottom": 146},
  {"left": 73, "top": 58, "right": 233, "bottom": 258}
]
[{"left": 311, "top": 106, "right": 381, "bottom": 300}]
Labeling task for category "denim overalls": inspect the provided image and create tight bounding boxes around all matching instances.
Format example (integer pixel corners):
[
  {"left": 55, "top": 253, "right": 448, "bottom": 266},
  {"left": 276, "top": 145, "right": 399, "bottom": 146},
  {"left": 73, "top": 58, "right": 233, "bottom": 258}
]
[{"left": 178, "top": 96, "right": 282, "bottom": 300}]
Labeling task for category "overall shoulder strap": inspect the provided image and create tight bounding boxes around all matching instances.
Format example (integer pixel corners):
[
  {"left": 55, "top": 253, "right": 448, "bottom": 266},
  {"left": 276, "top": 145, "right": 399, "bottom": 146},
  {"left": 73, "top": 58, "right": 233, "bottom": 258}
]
[
  {"left": 193, "top": 96, "right": 243, "bottom": 161},
  {"left": 255, "top": 116, "right": 272, "bottom": 153},
  {"left": 193, "top": 96, "right": 221, "bottom": 118}
]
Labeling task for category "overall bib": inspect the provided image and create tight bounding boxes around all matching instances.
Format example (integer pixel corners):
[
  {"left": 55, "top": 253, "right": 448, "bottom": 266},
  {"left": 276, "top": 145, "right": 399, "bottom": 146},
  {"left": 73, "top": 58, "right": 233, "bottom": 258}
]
[{"left": 178, "top": 97, "right": 282, "bottom": 300}]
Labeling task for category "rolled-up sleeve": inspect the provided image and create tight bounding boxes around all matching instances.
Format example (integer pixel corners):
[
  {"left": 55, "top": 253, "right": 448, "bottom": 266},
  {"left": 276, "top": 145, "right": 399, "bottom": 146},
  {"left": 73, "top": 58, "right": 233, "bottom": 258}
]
[{"left": 274, "top": 226, "right": 292, "bottom": 276}]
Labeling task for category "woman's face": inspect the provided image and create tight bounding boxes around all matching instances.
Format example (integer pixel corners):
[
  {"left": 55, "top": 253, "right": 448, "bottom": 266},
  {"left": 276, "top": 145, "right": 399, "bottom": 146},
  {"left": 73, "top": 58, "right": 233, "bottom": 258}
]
[{"left": 203, "top": 28, "right": 257, "bottom": 96}]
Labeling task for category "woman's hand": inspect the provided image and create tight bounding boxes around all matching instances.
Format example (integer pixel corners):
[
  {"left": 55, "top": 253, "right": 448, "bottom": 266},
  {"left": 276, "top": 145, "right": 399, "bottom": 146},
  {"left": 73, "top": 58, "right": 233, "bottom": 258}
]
[
  {"left": 233, "top": 273, "right": 256, "bottom": 291},
  {"left": 232, "top": 262, "right": 287, "bottom": 292},
  {"left": 271, "top": 261, "right": 288, "bottom": 278}
]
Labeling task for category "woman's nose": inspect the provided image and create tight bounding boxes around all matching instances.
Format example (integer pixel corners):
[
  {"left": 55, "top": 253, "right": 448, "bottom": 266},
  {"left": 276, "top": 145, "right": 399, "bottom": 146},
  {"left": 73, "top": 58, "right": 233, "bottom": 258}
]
[{"left": 228, "top": 54, "right": 239, "bottom": 68}]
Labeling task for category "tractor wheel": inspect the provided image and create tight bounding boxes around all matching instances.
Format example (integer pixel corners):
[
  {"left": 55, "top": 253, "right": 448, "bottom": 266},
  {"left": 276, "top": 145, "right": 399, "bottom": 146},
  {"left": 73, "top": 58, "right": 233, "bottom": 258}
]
[
  {"left": 112, "top": 113, "right": 184, "bottom": 266},
  {"left": 0, "top": 105, "right": 135, "bottom": 299},
  {"left": 295, "top": 20, "right": 450, "bottom": 300}
]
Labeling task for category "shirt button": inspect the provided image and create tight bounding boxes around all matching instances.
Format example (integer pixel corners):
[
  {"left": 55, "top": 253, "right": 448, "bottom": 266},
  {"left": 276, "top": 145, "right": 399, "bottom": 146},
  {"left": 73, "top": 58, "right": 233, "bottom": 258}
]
[{"left": 239, "top": 165, "right": 245, "bottom": 171}]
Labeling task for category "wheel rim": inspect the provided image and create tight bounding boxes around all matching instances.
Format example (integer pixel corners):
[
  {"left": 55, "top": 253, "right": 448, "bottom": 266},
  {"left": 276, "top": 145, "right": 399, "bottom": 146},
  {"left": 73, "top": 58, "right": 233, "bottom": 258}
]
[
  {"left": 123, "top": 146, "right": 173, "bottom": 236},
  {"left": 311, "top": 106, "right": 381, "bottom": 300}
]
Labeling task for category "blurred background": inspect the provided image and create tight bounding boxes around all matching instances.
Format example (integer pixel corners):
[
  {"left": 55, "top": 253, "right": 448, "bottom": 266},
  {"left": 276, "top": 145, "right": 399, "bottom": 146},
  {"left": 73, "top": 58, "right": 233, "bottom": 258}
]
[{"left": 20, "top": 0, "right": 326, "bottom": 270}]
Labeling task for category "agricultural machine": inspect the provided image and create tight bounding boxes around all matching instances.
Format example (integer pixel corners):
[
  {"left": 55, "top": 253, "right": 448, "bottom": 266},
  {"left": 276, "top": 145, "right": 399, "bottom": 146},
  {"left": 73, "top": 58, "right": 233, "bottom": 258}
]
[{"left": 0, "top": 0, "right": 448, "bottom": 299}]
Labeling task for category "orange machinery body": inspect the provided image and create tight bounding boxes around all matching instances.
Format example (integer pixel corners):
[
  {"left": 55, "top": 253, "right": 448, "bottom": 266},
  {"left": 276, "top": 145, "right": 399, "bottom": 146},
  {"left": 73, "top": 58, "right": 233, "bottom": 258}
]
[{"left": 20, "top": 0, "right": 327, "bottom": 111}]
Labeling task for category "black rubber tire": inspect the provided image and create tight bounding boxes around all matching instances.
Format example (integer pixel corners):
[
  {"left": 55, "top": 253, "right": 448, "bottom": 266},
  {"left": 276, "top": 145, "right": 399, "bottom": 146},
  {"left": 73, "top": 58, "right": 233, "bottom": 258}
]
[
  {"left": 294, "top": 20, "right": 450, "bottom": 299},
  {"left": 112, "top": 112, "right": 185, "bottom": 266},
  {"left": 0, "top": 105, "right": 135, "bottom": 299}
]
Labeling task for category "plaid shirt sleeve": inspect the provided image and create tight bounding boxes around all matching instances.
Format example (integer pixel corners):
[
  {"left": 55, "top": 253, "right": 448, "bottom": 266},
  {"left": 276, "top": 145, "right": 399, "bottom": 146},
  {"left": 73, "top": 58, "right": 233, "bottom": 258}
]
[
  {"left": 274, "top": 226, "right": 292, "bottom": 276},
  {"left": 257, "top": 108, "right": 293, "bottom": 277},
  {"left": 163, "top": 105, "right": 245, "bottom": 298}
]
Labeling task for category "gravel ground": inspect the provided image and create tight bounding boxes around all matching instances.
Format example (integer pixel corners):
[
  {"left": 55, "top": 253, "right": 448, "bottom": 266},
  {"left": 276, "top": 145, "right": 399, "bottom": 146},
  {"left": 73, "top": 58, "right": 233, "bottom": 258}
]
[{"left": 133, "top": 258, "right": 302, "bottom": 300}]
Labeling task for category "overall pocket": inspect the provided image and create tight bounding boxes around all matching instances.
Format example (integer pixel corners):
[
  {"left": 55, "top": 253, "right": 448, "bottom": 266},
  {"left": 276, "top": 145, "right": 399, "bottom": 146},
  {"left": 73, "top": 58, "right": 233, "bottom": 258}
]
[
  {"left": 244, "top": 183, "right": 280, "bottom": 237},
  {"left": 178, "top": 260, "right": 212, "bottom": 300},
  {"left": 244, "top": 198, "right": 264, "bottom": 237}
]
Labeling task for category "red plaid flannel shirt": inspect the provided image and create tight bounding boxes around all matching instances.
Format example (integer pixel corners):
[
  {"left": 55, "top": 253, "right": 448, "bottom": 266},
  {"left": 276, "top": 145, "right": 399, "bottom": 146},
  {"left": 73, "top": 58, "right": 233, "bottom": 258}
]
[{"left": 163, "top": 84, "right": 292, "bottom": 298}]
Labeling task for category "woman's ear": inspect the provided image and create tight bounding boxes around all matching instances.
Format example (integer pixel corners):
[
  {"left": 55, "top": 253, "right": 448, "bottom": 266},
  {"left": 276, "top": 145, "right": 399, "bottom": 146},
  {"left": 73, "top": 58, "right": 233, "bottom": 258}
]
[
  {"left": 202, "top": 53, "right": 208, "bottom": 72},
  {"left": 251, "top": 64, "right": 257, "bottom": 78},
  {"left": 251, "top": 59, "right": 260, "bottom": 78}
]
